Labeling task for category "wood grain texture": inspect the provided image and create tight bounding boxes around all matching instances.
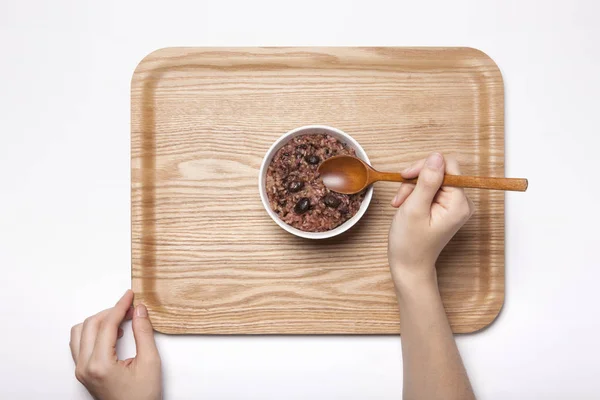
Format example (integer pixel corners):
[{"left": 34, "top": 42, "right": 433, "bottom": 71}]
[{"left": 131, "top": 47, "right": 505, "bottom": 334}]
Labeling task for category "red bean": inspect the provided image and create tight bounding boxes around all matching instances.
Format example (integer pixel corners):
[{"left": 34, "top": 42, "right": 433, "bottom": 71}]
[
  {"left": 288, "top": 180, "right": 304, "bottom": 193},
  {"left": 305, "top": 155, "right": 320, "bottom": 165},
  {"left": 323, "top": 194, "right": 341, "bottom": 208},
  {"left": 294, "top": 198, "right": 310, "bottom": 214}
]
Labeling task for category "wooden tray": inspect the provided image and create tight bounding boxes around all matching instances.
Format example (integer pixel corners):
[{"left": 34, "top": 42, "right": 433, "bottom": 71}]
[{"left": 131, "top": 47, "right": 504, "bottom": 334}]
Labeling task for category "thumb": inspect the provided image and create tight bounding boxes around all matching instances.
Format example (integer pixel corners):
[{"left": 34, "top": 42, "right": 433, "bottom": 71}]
[
  {"left": 132, "top": 304, "right": 159, "bottom": 362},
  {"left": 405, "top": 153, "right": 445, "bottom": 213}
]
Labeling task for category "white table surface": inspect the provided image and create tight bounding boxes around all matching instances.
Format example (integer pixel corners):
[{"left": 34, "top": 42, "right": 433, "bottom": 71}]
[{"left": 1, "top": 0, "right": 599, "bottom": 398}]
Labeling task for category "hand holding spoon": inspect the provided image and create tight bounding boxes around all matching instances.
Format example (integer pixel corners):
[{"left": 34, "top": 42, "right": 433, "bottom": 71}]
[{"left": 318, "top": 155, "right": 528, "bottom": 194}]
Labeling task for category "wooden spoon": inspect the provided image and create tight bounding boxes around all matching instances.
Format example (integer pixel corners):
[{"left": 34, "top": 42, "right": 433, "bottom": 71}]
[{"left": 318, "top": 155, "right": 528, "bottom": 194}]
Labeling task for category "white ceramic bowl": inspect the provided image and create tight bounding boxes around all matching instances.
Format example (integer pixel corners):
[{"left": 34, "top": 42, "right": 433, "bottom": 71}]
[{"left": 259, "top": 125, "right": 374, "bottom": 239}]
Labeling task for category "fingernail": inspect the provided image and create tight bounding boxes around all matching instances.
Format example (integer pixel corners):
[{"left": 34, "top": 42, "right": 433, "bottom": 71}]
[
  {"left": 426, "top": 153, "right": 443, "bottom": 169},
  {"left": 392, "top": 194, "right": 399, "bottom": 204},
  {"left": 136, "top": 304, "right": 148, "bottom": 317}
]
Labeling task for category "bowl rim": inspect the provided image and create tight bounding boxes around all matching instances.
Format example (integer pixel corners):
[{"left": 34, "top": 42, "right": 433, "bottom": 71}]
[{"left": 258, "top": 124, "right": 374, "bottom": 239}]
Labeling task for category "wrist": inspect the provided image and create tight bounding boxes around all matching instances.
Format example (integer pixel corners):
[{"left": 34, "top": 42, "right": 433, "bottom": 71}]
[
  {"left": 390, "top": 263, "right": 438, "bottom": 297},
  {"left": 394, "top": 276, "right": 441, "bottom": 311}
]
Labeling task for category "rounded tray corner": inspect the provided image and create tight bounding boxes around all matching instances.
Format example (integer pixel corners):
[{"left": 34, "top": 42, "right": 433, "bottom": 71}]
[
  {"left": 462, "top": 47, "right": 505, "bottom": 85},
  {"left": 463, "top": 293, "right": 505, "bottom": 334},
  {"left": 131, "top": 47, "right": 183, "bottom": 86}
]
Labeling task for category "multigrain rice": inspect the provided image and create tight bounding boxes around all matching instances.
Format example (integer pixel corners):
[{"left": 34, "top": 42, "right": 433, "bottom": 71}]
[{"left": 266, "top": 133, "right": 365, "bottom": 232}]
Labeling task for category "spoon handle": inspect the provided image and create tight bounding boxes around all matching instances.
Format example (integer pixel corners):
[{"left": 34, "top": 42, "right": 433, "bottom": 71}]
[
  {"left": 441, "top": 175, "right": 528, "bottom": 191},
  {"left": 376, "top": 172, "right": 528, "bottom": 192}
]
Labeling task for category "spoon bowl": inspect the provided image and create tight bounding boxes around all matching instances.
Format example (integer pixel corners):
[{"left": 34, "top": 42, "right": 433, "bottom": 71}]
[
  {"left": 318, "top": 156, "right": 373, "bottom": 194},
  {"left": 318, "top": 155, "right": 528, "bottom": 194}
]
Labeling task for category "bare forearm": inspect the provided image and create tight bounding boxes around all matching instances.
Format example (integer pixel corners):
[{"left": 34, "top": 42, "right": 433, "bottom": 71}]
[
  {"left": 396, "top": 272, "right": 475, "bottom": 400},
  {"left": 387, "top": 154, "right": 476, "bottom": 399}
]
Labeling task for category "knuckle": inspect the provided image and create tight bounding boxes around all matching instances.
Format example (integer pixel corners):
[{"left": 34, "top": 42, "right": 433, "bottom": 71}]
[
  {"left": 467, "top": 201, "right": 475, "bottom": 217},
  {"left": 74, "top": 366, "right": 86, "bottom": 383},
  {"left": 83, "top": 315, "right": 102, "bottom": 331},
  {"left": 446, "top": 157, "right": 461, "bottom": 172},
  {"left": 457, "top": 199, "right": 472, "bottom": 219},
  {"left": 146, "top": 352, "right": 161, "bottom": 366},
  {"left": 86, "top": 360, "right": 108, "bottom": 380},
  {"left": 392, "top": 209, "right": 404, "bottom": 224},
  {"left": 402, "top": 204, "right": 421, "bottom": 219},
  {"left": 70, "top": 324, "right": 79, "bottom": 337},
  {"left": 97, "top": 318, "right": 106, "bottom": 331},
  {"left": 401, "top": 203, "right": 415, "bottom": 216}
]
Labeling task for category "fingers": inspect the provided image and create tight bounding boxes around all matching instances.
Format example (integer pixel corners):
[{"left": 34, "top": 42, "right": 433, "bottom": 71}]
[
  {"left": 466, "top": 196, "right": 475, "bottom": 217},
  {"left": 70, "top": 292, "right": 134, "bottom": 368},
  {"left": 404, "top": 153, "right": 445, "bottom": 214},
  {"left": 392, "top": 155, "right": 443, "bottom": 207},
  {"left": 440, "top": 156, "right": 465, "bottom": 200},
  {"left": 444, "top": 157, "right": 474, "bottom": 214},
  {"left": 401, "top": 159, "right": 426, "bottom": 179},
  {"left": 403, "top": 154, "right": 461, "bottom": 178},
  {"left": 444, "top": 156, "right": 462, "bottom": 175},
  {"left": 92, "top": 290, "right": 134, "bottom": 363},
  {"left": 391, "top": 183, "right": 415, "bottom": 208},
  {"left": 390, "top": 159, "right": 424, "bottom": 207},
  {"left": 78, "top": 309, "right": 110, "bottom": 366},
  {"left": 70, "top": 323, "right": 83, "bottom": 363},
  {"left": 132, "top": 304, "right": 160, "bottom": 363},
  {"left": 124, "top": 306, "right": 134, "bottom": 321},
  {"left": 396, "top": 154, "right": 475, "bottom": 228}
]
